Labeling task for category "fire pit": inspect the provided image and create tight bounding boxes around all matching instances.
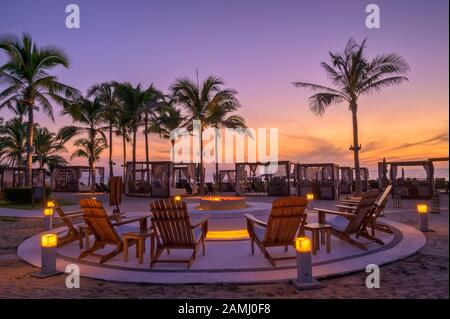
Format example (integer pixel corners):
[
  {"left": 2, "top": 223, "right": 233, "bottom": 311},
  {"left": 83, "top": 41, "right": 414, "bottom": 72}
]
[{"left": 197, "top": 196, "right": 247, "bottom": 210}]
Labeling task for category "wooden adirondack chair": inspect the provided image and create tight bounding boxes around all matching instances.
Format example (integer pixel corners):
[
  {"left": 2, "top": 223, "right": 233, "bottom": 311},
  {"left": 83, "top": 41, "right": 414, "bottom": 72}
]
[
  {"left": 315, "top": 189, "right": 381, "bottom": 250},
  {"left": 79, "top": 198, "right": 149, "bottom": 263},
  {"left": 55, "top": 207, "right": 84, "bottom": 248},
  {"left": 150, "top": 199, "right": 208, "bottom": 269},
  {"left": 337, "top": 185, "right": 393, "bottom": 235},
  {"left": 244, "top": 196, "right": 308, "bottom": 266}
]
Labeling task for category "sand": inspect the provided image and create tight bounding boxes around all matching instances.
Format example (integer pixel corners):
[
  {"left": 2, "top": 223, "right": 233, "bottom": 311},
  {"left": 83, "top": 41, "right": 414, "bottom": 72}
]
[{"left": 0, "top": 198, "right": 448, "bottom": 299}]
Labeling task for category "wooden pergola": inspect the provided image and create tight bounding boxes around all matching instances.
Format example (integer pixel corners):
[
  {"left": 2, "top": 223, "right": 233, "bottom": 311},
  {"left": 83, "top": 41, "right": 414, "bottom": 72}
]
[
  {"left": 235, "top": 161, "right": 296, "bottom": 196},
  {"left": 296, "top": 163, "right": 340, "bottom": 200}
]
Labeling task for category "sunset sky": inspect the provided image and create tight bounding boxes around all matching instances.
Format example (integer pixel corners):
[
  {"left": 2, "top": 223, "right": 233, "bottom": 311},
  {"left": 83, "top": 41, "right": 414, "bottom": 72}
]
[{"left": 1, "top": 0, "right": 448, "bottom": 178}]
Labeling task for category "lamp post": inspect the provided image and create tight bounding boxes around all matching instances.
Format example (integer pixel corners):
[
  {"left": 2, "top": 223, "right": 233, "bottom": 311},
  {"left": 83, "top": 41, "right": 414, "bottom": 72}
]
[
  {"left": 291, "top": 237, "right": 322, "bottom": 290},
  {"left": 306, "top": 193, "right": 314, "bottom": 210},
  {"left": 31, "top": 233, "right": 60, "bottom": 278},
  {"left": 417, "top": 204, "right": 432, "bottom": 232},
  {"left": 43, "top": 200, "right": 55, "bottom": 230}
]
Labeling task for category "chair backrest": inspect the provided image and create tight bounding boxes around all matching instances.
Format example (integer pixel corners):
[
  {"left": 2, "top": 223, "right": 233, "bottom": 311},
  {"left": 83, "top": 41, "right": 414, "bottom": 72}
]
[
  {"left": 150, "top": 199, "right": 195, "bottom": 246},
  {"left": 109, "top": 176, "right": 123, "bottom": 206},
  {"left": 346, "top": 189, "right": 380, "bottom": 234},
  {"left": 375, "top": 184, "right": 392, "bottom": 209},
  {"left": 263, "top": 196, "right": 308, "bottom": 244},
  {"left": 55, "top": 207, "right": 78, "bottom": 234},
  {"left": 80, "top": 198, "right": 121, "bottom": 243}
]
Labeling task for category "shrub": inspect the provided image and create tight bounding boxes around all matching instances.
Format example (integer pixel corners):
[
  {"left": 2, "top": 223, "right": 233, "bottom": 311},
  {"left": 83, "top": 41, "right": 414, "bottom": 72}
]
[{"left": 2, "top": 187, "right": 52, "bottom": 204}]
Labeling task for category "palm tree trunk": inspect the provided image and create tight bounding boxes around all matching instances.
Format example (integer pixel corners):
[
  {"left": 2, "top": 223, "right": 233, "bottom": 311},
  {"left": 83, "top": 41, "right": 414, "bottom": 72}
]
[
  {"left": 132, "top": 126, "right": 137, "bottom": 188},
  {"left": 122, "top": 129, "right": 127, "bottom": 177},
  {"left": 199, "top": 127, "right": 205, "bottom": 195},
  {"left": 91, "top": 161, "right": 96, "bottom": 193},
  {"left": 351, "top": 103, "right": 362, "bottom": 195},
  {"left": 25, "top": 107, "right": 34, "bottom": 186},
  {"left": 214, "top": 129, "right": 219, "bottom": 184},
  {"left": 144, "top": 116, "right": 150, "bottom": 186},
  {"left": 109, "top": 122, "right": 113, "bottom": 179}
]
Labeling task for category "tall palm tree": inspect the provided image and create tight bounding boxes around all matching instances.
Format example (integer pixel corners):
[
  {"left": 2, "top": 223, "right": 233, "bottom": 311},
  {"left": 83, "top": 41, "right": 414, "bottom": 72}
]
[
  {"left": 171, "top": 75, "right": 241, "bottom": 194},
  {"left": 0, "top": 33, "right": 80, "bottom": 186},
  {"left": 292, "top": 38, "right": 409, "bottom": 195},
  {"left": 141, "top": 85, "right": 164, "bottom": 167},
  {"left": 87, "top": 82, "right": 119, "bottom": 180},
  {"left": 115, "top": 105, "right": 132, "bottom": 178},
  {"left": 148, "top": 101, "right": 186, "bottom": 162},
  {"left": 59, "top": 97, "right": 107, "bottom": 192},
  {"left": 33, "top": 127, "right": 68, "bottom": 169},
  {"left": 0, "top": 117, "right": 27, "bottom": 166},
  {"left": 114, "top": 82, "right": 154, "bottom": 166},
  {"left": 207, "top": 100, "right": 247, "bottom": 183}
]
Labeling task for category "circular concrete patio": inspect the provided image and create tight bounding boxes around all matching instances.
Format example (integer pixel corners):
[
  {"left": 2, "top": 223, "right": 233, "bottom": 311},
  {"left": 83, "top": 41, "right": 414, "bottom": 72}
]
[{"left": 18, "top": 211, "right": 426, "bottom": 284}]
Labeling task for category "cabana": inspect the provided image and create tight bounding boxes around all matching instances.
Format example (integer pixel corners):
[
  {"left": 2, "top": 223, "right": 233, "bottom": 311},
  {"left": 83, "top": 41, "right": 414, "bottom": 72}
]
[
  {"left": 218, "top": 169, "right": 236, "bottom": 193},
  {"left": 353, "top": 167, "right": 369, "bottom": 192},
  {"left": 296, "top": 163, "right": 340, "bottom": 200},
  {"left": 173, "top": 163, "right": 197, "bottom": 195},
  {"left": 429, "top": 157, "right": 449, "bottom": 192},
  {"left": 52, "top": 166, "right": 105, "bottom": 192},
  {"left": 0, "top": 167, "right": 48, "bottom": 199},
  {"left": 235, "top": 161, "right": 296, "bottom": 196},
  {"left": 339, "top": 166, "right": 353, "bottom": 194},
  {"left": 125, "top": 161, "right": 172, "bottom": 198},
  {"left": 377, "top": 160, "right": 433, "bottom": 198}
]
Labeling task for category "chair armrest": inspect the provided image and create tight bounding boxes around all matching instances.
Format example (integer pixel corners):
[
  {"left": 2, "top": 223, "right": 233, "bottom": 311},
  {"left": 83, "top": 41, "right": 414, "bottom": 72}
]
[
  {"left": 191, "top": 215, "right": 209, "bottom": 229},
  {"left": 112, "top": 216, "right": 146, "bottom": 227},
  {"left": 57, "top": 211, "right": 83, "bottom": 218},
  {"left": 313, "top": 208, "right": 354, "bottom": 218},
  {"left": 244, "top": 213, "right": 267, "bottom": 227},
  {"left": 340, "top": 199, "right": 359, "bottom": 205},
  {"left": 334, "top": 204, "right": 358, "bottom": 211}
]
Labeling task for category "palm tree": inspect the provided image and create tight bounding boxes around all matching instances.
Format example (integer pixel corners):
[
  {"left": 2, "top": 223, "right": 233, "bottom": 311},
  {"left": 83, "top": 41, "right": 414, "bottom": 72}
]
[
  {"left": 87, "top": 82, "right": 119, "bottom": 180},
  {"left": 114, "top": 82, "right": 154, "bottom": 166},
  {"left": 70, "top": 137, "right": 107, "bottom": 190},
  {"left": 207, "top": 100, "right": 247, "bottom": 184},
  {"left": 171, "top": 75, "right": 241, "bottom": 194},
  {"left": 141, "top": 85, "right": 164, "bottom": 167},
  {"left": 115, "top": 105, "right": 132, "bottom": 177},
  {"left": 33, "top": 127, "right": 68, "bottom": 169},
  {"left": 148, "top": 100, "right": 186, "bottom": 162},
  {"left": 292, "top": 38, "right": 409, "bottom": 195},
  {"left": 0, "top": 117, "right": 27, "bottom": 166},
  {"left": 0, "top": 33, "right": 80, "bottom": 186},
  {"left": 59, "top": 97, "right": 107, "bottom": 192}
]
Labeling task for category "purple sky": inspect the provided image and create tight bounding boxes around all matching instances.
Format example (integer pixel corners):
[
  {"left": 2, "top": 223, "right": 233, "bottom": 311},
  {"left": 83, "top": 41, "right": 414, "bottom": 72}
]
[{"left": 1, "top": 0, "right": 448, "bottom": 178}]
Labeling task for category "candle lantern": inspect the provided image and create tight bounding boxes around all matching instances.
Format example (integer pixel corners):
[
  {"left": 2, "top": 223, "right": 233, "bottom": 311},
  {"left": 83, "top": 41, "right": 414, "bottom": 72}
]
[
  {"left": 306, "top": 193, "right": 314, "bottom": 201},
  {"left": 431, "top": 191, "right": 440, "bottom": 214},
  {"left": 43, "top": 207, "right": 54, "bottom": 230},
  {"left": 291, "top": 237, "right": 322, "bottom": 290},
  {"left": 417, "top": 204, "right": 431, "bottom": 232},
  {"left": 31, "top": 234, "right": 60, "bottom": 278},
  {"left": 174, "top": 195, "right": 182, "bottom": 201}
]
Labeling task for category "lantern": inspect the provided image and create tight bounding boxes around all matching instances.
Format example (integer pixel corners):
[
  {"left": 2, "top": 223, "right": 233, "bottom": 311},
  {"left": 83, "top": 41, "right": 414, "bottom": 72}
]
[{"left": 291, "top": 236, "right": 321, "bottom": 290}]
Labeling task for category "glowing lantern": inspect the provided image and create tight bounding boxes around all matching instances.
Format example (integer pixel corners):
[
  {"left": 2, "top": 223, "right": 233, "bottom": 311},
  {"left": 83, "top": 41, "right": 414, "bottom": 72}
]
[
  {"left": 41, "top": 234, "right": 58, "bottom": 248},
  {"left": 43, "top": 208, "right": 54, "bottom": 216},
  {"left": 417, "top": 204, "right": 428, "bottom": 214},
  {"left": 174, "top": 195, "right": 181, "bottom": 201},
  {"left": 46, "top": 200, "right": 56, "bottom": 208},
  {"left": 295, "top": 237, "right": 311, "bottom": 253},
  {"left": 306, "top": 193, "right": 314, "bottom": 201}
]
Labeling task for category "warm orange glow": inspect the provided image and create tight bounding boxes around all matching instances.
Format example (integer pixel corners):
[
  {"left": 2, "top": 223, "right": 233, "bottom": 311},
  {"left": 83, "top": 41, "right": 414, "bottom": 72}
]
[
  {"left": 296, "top": 237, "right": 311, "bottom": 253},
  {"left": 43, "top": 208, "right": 54, "bottom": 216},
  {"left": 306, "top": 193, "right": 314, "bottom": 200},
  {"left": 206, "top": 229, "right": 249, "bottom": 240},
  {"left": 417, "top": 204, "right": 428, "bottom": 214},
  {"left": 41, "top": 234, "right": 57, "bottom": 247},
  {"left": 174, "top": 195, "right": 182, "bottom": 201},
  {"left": 46, "top": 200, "right": 56, "bottom": 208}
]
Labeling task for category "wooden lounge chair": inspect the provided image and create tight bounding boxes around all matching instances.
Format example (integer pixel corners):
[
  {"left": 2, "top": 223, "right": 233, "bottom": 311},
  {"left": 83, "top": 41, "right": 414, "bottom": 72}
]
[
  {"left": 315, "top": 189, "right": 381, "bottom": 250},
  {"left": 150, "top": 199, "right": 208, "bottom": 269},
  {"left": 55, "top": 207, "right": 84, "bottom": 248},
  {"left": 79, "top": 198, "right": 149, "bottom": 263},
  {"left": 245, "top": 196, "right": 308, "bottom": 266},
  {"left": 337, "top": 185, "right": 393, "bottom": 235}
]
